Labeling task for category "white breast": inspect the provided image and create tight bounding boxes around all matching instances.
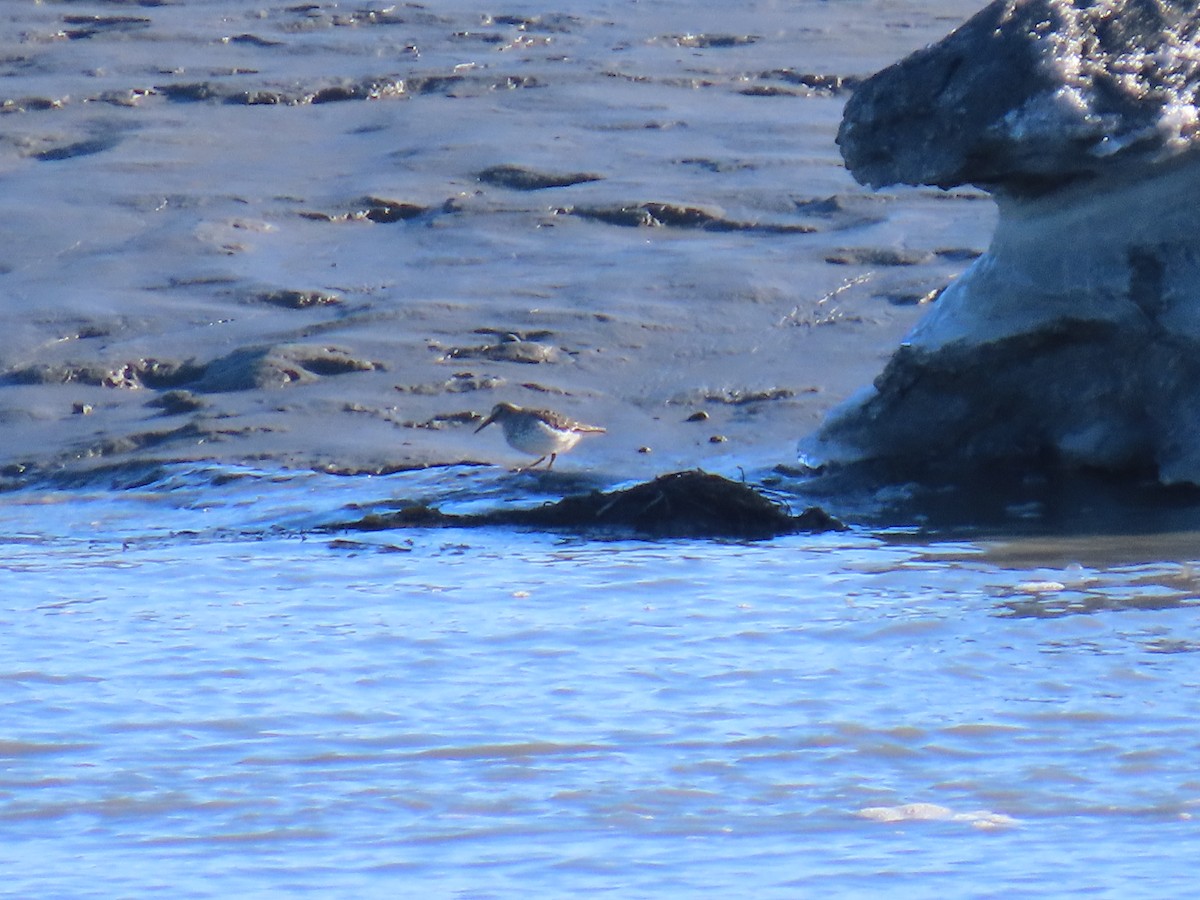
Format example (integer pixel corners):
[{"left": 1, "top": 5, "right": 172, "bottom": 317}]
[{"left": 503, "top": 418, "right": 581, "bottom": 456}]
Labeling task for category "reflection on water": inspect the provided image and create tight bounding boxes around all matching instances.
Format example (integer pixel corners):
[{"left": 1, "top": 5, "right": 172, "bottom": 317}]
[{"left": 2, "top": 466, "right": 1200, "bottom": 896}]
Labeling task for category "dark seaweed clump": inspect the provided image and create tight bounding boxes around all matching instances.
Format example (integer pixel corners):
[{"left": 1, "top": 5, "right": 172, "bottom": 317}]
[{"left": 332, "top": 470, "right": 845, "bottom": 539}]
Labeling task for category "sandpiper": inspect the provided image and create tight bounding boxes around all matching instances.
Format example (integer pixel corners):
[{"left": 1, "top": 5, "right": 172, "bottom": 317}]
[{"left": 475, "top": 402, "right": 605, "bottom": 470}]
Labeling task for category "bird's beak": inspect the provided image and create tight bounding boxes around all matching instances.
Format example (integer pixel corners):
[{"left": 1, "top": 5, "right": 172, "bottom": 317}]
[{"left": 475, "top": 412, "right": 496, "bottom": 433}]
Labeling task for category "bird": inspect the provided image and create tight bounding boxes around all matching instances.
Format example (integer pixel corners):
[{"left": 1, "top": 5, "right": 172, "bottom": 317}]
[{"left": 475, "top": 402, "right": 605, "bottom": 470}]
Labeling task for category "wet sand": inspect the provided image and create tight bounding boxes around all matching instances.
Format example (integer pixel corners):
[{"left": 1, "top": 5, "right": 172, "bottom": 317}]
[{"left": 0, "top": 0, "right": 992, "bottom": 483}]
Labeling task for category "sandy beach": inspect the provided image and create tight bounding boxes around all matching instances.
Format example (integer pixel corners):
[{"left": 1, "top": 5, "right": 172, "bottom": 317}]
[{"left": 0, "top": 0, "right": 992, "bottom": 483}]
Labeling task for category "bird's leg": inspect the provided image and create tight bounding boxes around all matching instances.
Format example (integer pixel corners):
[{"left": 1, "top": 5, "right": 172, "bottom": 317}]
[{"left": 547, "top": 453, "right": 558, "bottom": 470}]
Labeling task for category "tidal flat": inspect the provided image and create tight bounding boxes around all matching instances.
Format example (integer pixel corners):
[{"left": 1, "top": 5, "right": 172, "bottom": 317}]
[{"left": 0, "top": 0, "right": 992, "bottom": 482}]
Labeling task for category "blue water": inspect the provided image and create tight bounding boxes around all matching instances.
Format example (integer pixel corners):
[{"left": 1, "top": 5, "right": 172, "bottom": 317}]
[{"left": 3, "top": 467, "right": 1200, "bottom": 897}]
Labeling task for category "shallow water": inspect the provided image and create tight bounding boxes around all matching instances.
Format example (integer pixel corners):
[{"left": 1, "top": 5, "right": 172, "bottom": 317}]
[{"left": 4, "top": 466, "right": 1200, "bottom": 897}]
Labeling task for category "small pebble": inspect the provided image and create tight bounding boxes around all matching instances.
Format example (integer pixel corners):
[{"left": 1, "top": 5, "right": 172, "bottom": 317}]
[
  {"left": 72, "top": 403, "right": 93, "bottom": 415},
  {"left": 637, "top": 446, "right": 652, "bottom": 454},
  {"left": 686, "top": 410, "right": 709, "bottom": 422},
  {"left": 1016, "top": 580, "right": 1066, "bottom": 594},
  {"left": 709, "top": 434, "right": 727, "bottom": 443}
]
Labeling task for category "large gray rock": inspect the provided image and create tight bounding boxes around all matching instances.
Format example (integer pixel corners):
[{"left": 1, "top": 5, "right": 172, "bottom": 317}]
[
  {"left": 807, "top": 0, "right": 1200, "bottom": 485},
  {"left": 839, "top": 0, "right": 1200, "bottom": 196}
]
